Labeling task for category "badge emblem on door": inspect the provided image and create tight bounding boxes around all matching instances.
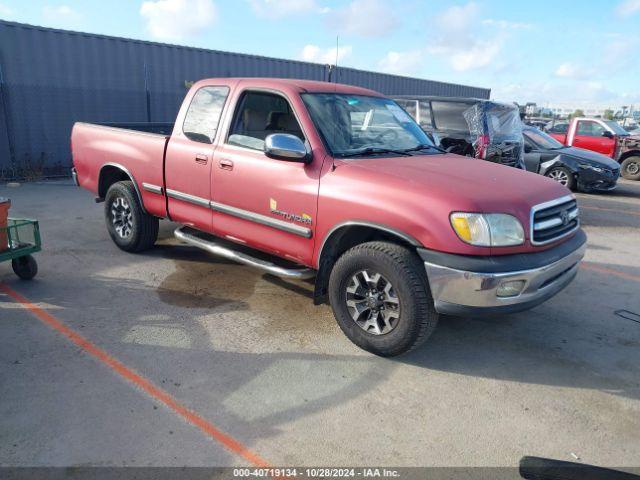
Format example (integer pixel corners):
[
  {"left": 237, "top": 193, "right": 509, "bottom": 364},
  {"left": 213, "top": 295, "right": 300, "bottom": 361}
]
[{"left": 269, "top": 198, "right": 312, "bottom": 225}]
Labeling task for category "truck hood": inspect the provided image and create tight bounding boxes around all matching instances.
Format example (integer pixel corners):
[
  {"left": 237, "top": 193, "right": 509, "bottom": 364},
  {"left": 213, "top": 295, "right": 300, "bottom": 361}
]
[{"left": 335, "top": 153, "right": 569, "bottom": 223}]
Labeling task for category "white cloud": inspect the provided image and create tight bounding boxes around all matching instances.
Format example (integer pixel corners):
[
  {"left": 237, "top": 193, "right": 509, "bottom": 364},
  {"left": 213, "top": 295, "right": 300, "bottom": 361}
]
[
  {"left": 0, "top": 3, "right": 14, "bottom": 17},
  {"left": 426, "top": 2, "right": 508, "bottom": 72},
  {"left": 493, "top": 81, "right": 640, "bottom": 109},
  {"left": 554, "top": 62, "right": 596, "bottom": 79},
  {"left": 327, "top": 0, "right": 398, "bottom": 37},
  {"left": 481, "top": 19, "right": 532, "bottom": 30},
  {"left": 555, "top": 63, "right": 582, "bottom": 78},
  {"left": 447, "top": 39, "right": 504, "bottom": 72},
  {"left": 248, "top": 0, "right": 319, "bottom": 19},
  {"left": 140, "top": 0, "right": 216, "bottom": 41},
  {"left": 616, "top": 0, "right": 640, "bottom": 16},
  {"left": 300, "top": 44, "right": 352, "bottom": 65},
  {"left": 378, "top": 50, "right": 423, "bottom": 76},
  {"left": 42, "top": 5, "right": 83, "bottom": 28}
]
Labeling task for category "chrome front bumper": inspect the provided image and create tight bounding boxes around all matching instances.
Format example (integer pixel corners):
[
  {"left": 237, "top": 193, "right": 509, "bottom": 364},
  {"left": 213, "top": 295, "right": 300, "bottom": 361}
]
[{"left": 420, "top": 231, "right": 587, "bottom": 316}]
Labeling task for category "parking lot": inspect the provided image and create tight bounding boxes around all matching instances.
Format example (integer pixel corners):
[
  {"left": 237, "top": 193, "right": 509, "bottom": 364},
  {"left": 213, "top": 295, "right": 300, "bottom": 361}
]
[{"left": 1, "top": 179, "right": 639, "bottom": 469}]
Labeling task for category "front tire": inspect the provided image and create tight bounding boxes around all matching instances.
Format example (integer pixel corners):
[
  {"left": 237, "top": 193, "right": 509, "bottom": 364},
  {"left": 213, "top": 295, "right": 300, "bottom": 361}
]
[
  {"left": 620, "top": 156, "right": 640, "bottom": 181},
  {"left": 545, "top": 166, "right": 576, "bottom": 190},
  {"left": 328, "top": 241, "right": 439, "bottom": 357},
  {"left": 104, "top": 181, "right": 159, "bottom": 252}
]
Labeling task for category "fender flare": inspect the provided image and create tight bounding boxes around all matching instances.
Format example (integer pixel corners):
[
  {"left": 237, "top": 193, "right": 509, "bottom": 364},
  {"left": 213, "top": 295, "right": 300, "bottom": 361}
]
[
  {"left": 98, "top": 162, "right": 148, "bottom": 214},
  {"left": 316, "top": 221, "right": 422, "bottom": 269},
  {"left": 312, "top": 221, "right": 422, "bottom": 305}
]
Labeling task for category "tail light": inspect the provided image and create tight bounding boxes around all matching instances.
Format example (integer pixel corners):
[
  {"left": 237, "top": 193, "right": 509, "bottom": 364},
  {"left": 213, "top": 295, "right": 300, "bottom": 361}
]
[{"left": 474, "top": 134, "right": 490, "bottom": 159}]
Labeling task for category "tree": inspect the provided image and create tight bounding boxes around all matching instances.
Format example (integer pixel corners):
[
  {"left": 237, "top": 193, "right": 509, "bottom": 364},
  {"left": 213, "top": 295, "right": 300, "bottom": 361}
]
[
  {"left": 570, "top": 109, "right": 585, "bottom": 118},
  {"left": 603, "top": 109, "right": 614, "bottom": 120}
]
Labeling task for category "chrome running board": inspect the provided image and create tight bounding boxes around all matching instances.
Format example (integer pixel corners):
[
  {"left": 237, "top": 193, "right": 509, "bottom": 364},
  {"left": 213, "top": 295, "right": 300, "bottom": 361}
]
[{"left": 174, "top": 227, "right": 315, "bottom": 280}]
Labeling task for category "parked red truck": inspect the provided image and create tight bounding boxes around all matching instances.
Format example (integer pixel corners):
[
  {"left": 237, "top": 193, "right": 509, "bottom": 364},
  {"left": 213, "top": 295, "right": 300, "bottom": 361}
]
[
  {"left": 72, "top": 78, "right": 586, "bottom": 356},
  {"left": 547, "top": 117, "right": 640, "bottom": 180}
]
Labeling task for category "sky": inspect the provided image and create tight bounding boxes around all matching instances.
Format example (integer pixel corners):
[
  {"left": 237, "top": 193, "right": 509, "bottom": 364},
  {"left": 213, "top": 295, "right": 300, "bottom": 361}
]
[{"left": 1, "top": 0, "right": 639, "bottom": 109}]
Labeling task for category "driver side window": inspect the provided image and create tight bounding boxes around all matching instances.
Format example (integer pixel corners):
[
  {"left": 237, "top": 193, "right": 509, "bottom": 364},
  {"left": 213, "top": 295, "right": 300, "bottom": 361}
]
[
  {"left": 576, "top": 121, "right": 605, "bottom": 137},
  {"left": 227, "top": 91, "right": 304, "bottom": 151}
]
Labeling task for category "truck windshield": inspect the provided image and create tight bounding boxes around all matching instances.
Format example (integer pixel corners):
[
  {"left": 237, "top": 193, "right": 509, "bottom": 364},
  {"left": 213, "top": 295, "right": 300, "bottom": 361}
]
[
  {"left": 603, "top": 120, "right": 630, "bottom": 136},
  {"left": 301, "top": 93, "right": 436, "bottom": 158}
]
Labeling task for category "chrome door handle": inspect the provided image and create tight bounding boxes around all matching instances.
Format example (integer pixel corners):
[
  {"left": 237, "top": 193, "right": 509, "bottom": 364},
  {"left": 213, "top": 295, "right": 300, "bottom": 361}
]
[
  {"left": 218, "top": 158, "right": 234, "bottom": 170},
  {"left": 195, "top": 154, "right": 208, "bottom": 164}
]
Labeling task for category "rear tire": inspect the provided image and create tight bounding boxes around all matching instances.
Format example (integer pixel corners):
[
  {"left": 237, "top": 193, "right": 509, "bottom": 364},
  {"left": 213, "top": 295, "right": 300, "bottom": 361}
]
[
  {"left": 620, "top": 156, "right": 640, "bottom": 181},
  {"left": 12, "top": 255, "right": 38, "bottom": 280},
  {"left": 328, "top": 241, "right": 439, "bottom": 357},
  {"left": 545, "top": 166, "right": 576, "bottom": 190},
  {"left": 104, "top": 181, "right": 158, "bottom": 252}
]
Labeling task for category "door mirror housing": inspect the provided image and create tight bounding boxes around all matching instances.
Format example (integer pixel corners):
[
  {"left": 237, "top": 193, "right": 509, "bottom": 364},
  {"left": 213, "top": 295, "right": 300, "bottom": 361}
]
[
  {"left": 524, "top": 144, "right": 533, "bottom": 153},
  {"left": 602, "top": 130, "right": 614, "bottom": 139},
  {"left": 264, "top": 134, "right": 310, "bottom": 163}
]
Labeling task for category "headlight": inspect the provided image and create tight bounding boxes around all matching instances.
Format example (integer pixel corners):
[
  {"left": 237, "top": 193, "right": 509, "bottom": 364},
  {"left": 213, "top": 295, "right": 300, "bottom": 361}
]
[
  {"left": 450, "top": 212, "right": 524, "bottom": 246},
  {"left": 578, "top": 163, "right": 604, "bottom": 172}
]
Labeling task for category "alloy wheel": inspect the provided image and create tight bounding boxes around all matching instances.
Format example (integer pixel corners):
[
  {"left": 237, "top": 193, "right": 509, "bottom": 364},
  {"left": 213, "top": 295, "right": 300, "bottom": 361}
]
[
  {"left": 110, "top": 196, "right": 133, "bottom": 238},
  {"left": 346, "top": 270, "right": 400, "bottom": 335},
  {"left": 626, "top": 161, "right": 640, "bottom": 176},
  {"left": 549, "top": 169, "right": 569, "bottom": 186}
]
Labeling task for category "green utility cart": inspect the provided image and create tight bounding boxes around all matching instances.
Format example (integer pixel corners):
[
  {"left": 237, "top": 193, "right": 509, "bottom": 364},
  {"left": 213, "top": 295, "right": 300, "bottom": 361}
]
[{"left": 0, "top": 218, "right": 41, "bottom": 280}]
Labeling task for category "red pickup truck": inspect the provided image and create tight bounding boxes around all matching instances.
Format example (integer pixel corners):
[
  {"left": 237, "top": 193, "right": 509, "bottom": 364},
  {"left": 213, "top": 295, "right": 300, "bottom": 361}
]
[
  {"left": 547, "top": 117, "right": 640, "bottom": 180},
  {"left": 71, "top": 78, "right": 586, "bottom": 356}
]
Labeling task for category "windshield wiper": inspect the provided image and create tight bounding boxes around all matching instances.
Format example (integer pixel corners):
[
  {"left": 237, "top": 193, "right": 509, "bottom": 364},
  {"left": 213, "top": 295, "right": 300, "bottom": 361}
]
[
  {"left": 337, "top": 147, "right": 413, "bottom": 158},
  {"left": 400, "top": 144, "right": 446, "bottom": 154}
]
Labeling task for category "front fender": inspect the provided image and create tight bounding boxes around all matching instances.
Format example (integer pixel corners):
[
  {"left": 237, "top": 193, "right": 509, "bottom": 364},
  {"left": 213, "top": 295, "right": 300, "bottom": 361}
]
[{"left": 538, "top": 154, "right": 577, "bottom": 176}]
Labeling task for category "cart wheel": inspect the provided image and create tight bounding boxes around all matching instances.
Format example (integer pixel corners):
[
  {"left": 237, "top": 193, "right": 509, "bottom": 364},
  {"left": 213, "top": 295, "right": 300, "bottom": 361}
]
[{"left": 12, "top": 255, "right": 38, "bottom": 280}]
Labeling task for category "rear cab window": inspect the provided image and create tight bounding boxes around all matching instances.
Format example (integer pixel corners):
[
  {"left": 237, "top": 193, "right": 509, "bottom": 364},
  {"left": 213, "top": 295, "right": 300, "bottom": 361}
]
[
  {"left": 227, "top": 90, "right": 305, "bottom": 151},
  {"left": 182, "top": 86, "right": 230, "bottom": 143}
]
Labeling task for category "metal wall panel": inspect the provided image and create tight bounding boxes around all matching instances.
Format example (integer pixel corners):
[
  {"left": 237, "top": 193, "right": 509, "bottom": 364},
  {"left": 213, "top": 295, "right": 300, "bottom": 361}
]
[{"left": 0, "top": 20, "right": 490, "bottom": 180}]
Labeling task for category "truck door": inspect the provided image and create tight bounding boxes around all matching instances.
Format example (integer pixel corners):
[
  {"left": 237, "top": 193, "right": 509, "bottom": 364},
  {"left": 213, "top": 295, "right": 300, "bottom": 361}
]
[
  {"left": 570, "top": 120, "right": 616, "bottom": 156},
  {"left": 210, "top": 89, "right": 321, "bottom": 266},
  {"left": 164, "top": 86, "right": 231, "bottom": 232}
]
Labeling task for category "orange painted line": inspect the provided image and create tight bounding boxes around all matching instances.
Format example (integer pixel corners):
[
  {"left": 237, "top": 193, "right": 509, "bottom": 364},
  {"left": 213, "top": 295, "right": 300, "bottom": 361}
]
[
  {"left": 0, "top": 283, "right": 270, "bottom": 468},
  {"left": 580, "top": 263, "right": 640, "bottom": 282},
  {"left": 581, "top": 205, "right": 640, "bottom": 217}
]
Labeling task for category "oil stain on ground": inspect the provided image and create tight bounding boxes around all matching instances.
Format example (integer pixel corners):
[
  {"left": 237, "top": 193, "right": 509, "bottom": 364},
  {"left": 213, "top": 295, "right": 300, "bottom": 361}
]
[{"left": 156, "top": 244, "right": 336, "bottom": 337}]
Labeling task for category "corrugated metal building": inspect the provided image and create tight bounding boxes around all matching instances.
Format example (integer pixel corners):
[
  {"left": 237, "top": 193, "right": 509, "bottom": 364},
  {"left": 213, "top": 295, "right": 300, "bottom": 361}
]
[{"left": 0, "top": 20, "right": 490, "bottom": 180}]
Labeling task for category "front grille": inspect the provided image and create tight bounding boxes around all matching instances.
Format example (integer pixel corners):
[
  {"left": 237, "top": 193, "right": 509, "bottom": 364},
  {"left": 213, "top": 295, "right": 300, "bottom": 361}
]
[{"left": 531, "top": 196, "right": 579, "bottom": 245}]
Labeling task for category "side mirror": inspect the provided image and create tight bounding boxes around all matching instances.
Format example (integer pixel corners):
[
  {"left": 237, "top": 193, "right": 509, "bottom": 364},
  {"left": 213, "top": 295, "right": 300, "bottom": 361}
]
[
  {"left": 524, "top": 144, "right": 533, "bottom": 153},
  {"left": 264, "top": 134, "right": 310, "bottom": 163},
  {"left": 602, "top": 130, "right": 614, "bottom": 139}
]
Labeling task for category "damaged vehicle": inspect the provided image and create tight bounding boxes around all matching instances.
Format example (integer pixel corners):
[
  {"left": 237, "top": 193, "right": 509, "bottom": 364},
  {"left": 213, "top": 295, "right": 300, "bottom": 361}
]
[
  {"left": 546, "top": 117, "right": 640, "bottom": 180},
  {"left": 523, "top": 126, "right": 620, "bottom": 192},
  {"left": 393, "top": 96, "right": 525, "bottom": 169}
]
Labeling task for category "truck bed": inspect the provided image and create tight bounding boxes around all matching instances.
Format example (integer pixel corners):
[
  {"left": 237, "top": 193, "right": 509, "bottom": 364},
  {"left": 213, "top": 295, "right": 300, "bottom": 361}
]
[
  {"left": 96, "top": 122, "right": 174, "bottom": 136},
  {"left": 71, "top": 122, "right": 169, "bottom": 218}
]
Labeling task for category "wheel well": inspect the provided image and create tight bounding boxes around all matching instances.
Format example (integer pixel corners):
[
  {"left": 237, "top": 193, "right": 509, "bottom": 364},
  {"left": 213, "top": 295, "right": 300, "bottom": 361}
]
[
  {"left": 619, "top": 150, "right": 640, "bottom": 162},
  {"left": 98, "top": 165, "right": 131, "bottom": 199},
  {"left": 313, "top": 224, "right": 419, "bottom": 305}
]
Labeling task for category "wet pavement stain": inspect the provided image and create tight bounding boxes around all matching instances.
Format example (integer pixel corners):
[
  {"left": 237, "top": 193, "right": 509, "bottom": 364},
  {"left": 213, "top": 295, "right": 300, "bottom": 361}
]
[
  {"left": 157, "top": 245, "right": 254, "bottom": 311},
  {"left": 156, "top": 244, "right": 337, "bottom": 336}
]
